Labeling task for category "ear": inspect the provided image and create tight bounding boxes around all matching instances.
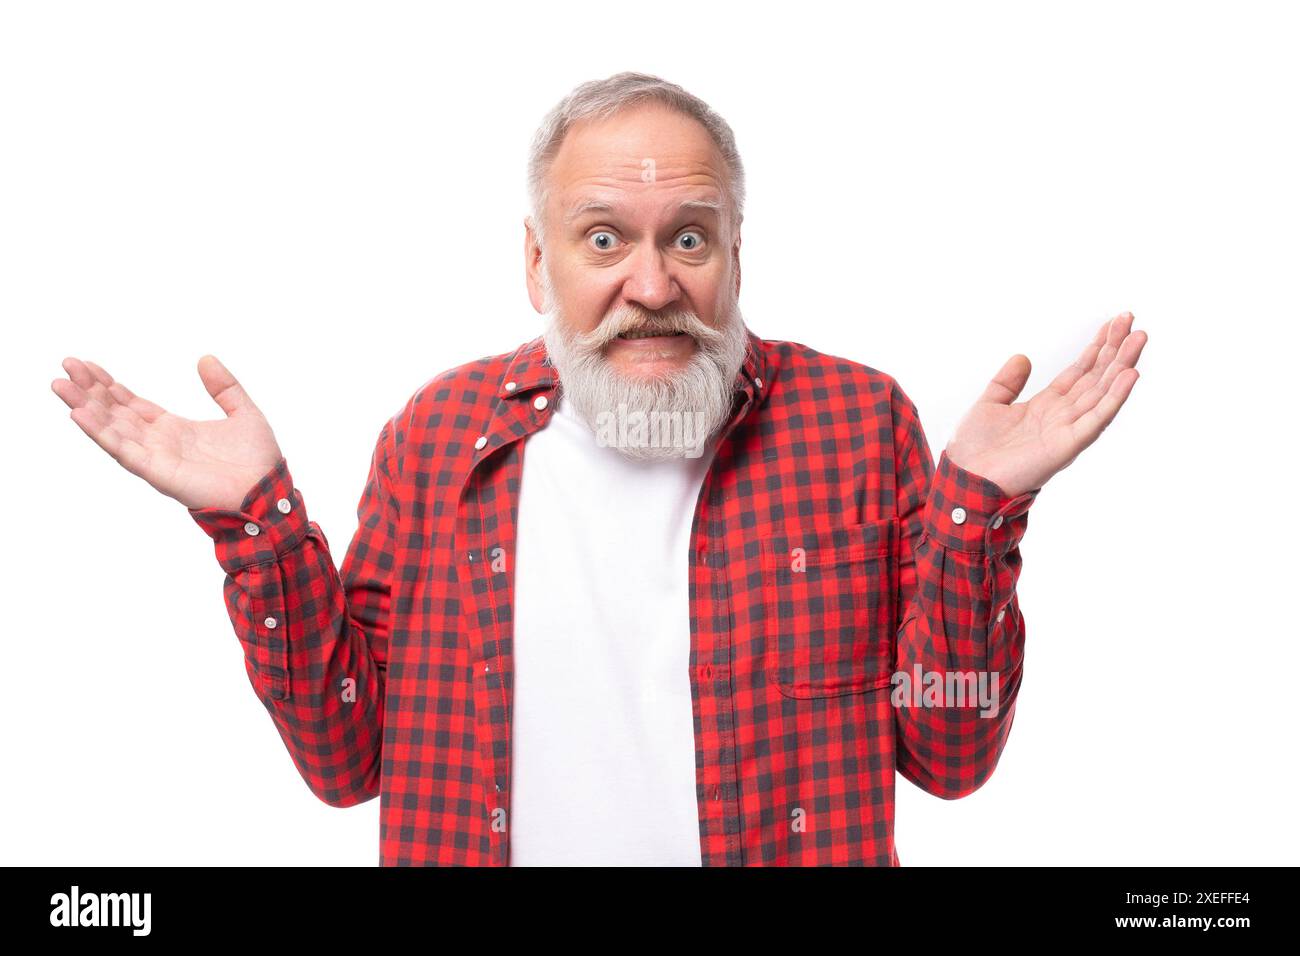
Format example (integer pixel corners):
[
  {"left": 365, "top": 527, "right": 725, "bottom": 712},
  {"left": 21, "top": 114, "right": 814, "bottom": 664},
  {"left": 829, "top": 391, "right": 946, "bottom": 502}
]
[
  {"left": 524, "top": 216, "right": 547, "bottom": 314},
  {"left": 731, "top": 220, "right": 743, "bottom": 300}
]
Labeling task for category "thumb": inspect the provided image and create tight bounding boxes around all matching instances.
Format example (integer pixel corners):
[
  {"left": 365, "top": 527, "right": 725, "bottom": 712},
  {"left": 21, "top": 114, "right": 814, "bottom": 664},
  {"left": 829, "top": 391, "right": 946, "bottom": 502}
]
[
  {"left": 198, "top": 354, "right": 256, "bottom": 417},
  {"left": 978, "top": 353, "right": 1032, "bottom": 405}
]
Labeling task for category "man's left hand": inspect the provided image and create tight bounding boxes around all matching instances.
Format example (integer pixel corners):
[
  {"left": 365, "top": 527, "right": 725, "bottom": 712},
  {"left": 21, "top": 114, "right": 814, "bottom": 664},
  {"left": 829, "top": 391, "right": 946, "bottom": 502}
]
[{"left": 943, "top": 311, "right": 1148, "bottom": 497}]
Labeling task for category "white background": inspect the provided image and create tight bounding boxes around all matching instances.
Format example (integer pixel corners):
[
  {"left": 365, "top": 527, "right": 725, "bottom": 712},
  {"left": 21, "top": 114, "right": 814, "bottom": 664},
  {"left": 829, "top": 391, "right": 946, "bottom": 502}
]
[{"left": 2, "top": 0, "right": 1296, "bottom": 866}]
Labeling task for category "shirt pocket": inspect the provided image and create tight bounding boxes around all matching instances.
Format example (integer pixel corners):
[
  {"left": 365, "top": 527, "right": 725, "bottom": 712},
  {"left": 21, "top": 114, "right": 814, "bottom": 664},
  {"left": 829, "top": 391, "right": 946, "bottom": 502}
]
[{"left": 759, "top": 517, "right": 900, "bottom": 698}]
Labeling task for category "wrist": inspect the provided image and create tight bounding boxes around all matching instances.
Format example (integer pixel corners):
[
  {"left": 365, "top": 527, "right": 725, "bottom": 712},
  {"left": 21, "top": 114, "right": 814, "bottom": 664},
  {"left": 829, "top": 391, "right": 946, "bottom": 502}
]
[{"left": 942, "top": 444, "right": 1045, "bottom": 498}]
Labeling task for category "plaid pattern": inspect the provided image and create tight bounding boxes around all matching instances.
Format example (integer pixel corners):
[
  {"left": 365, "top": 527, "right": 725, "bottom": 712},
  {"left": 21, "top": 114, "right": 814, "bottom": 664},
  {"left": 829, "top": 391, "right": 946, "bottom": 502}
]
[{"left": 189, "top": 328, "right": 1040, "bottom": 865}]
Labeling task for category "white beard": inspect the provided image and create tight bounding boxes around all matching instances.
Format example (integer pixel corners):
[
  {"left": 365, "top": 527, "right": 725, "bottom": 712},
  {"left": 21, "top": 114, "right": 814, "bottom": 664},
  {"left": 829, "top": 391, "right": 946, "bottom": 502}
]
[{"left": 541, "top": 294, "right": 749, "bottom": 462}]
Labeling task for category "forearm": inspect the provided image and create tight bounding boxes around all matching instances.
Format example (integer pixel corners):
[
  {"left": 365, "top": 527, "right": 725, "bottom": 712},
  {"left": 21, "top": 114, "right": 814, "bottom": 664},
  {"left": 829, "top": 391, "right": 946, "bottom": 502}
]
[
  {"left": 190, "top": 456, "right": 387, "bottom": 808},
  {"left": 893, "top": 449, "right": 1037, "bottom": 799}
]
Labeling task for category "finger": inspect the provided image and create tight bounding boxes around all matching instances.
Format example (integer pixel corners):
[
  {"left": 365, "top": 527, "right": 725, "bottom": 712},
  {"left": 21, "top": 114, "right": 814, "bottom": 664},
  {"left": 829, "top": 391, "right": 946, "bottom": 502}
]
[
  {"left": 69, "top": 400, "right": 155, "bottom": 475},
  {"left": 60, "top": 356, "right": 128, "bottom": 416},
  {"left": 52, "top": 376, "right": 116, "bottom": 422},
  {"left": 51, "top": 375, "right": 92, "bottom": 410},
  {"left": 61, "top": 357, "right": 99, "bottom": 392},
  {"left": 1047, "top": 341, "right": 1103, "bottom": 397},
  {"left": 53, "top": 370, "right": 152, "bottom": 438},
  {"left": 80, "top": 358, "right": 113, "bottom": 388},
  {"left": 103, "top": 404, "right": 148, "bottom": 443},
  {"left": 978, "top": 354, "right": 1032, "bottom": 405},
  {"left": 198, "top": 354, "right": 255, "bottom": 417},
  {"left": 1065, "top": 312, "right": 1135, "bottom": 401},
  {"left": 1046, "top": 313, "right": 1123, "bottom": 397},
  {"left": 1070, "top": 327, "right": 1148, "bottom": 420},
  {"left": 82, "top": 359, "right": 168, "bottom": 423},
  {"left": 1071, "top": 367, "right": 1139, "bottom": 447},
  {"left": 1103, "top": 312, "right": 1135, "bottom": 352},
  {"left": 68, "top": 403, "right": 125, "bottom": 460},
  {"left": 1091, "top": 327, "right": 1149, "bottom": 398}
]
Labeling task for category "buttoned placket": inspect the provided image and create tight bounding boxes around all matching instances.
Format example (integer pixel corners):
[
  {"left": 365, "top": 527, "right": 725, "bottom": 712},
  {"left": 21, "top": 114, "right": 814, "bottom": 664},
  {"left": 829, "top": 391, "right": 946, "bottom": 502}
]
[
  {"left": 684, "top": 350, "right": 768, "bottom": 867},
  {"left": 451, "top": 342, "right": 562, "bottom": 866}
]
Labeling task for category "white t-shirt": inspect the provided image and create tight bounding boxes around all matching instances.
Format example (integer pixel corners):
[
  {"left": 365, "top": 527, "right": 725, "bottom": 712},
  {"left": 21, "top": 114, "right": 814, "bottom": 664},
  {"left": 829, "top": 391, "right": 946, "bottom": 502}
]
[{"left": 508, "top": 392, "right": 715, "bottom": 866}]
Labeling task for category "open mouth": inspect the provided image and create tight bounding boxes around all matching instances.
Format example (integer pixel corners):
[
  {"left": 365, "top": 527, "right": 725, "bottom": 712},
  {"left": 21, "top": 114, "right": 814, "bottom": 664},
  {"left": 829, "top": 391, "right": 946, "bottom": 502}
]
[{"left": 617, "top": 330, "right": 688, "bottom": 340}]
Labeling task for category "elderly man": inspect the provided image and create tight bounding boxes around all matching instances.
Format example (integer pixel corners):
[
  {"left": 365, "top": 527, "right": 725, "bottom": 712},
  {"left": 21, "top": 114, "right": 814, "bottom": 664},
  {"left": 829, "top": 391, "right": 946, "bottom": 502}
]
[{"left": 52, "top": 71, "right": 1146, "bottom": 866}]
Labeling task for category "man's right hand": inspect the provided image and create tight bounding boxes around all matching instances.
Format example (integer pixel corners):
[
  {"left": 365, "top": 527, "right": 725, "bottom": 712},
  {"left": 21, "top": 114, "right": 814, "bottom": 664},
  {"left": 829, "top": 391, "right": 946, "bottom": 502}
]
[{"left": 52, "top": 354, "right": 285, "bottom": 512}]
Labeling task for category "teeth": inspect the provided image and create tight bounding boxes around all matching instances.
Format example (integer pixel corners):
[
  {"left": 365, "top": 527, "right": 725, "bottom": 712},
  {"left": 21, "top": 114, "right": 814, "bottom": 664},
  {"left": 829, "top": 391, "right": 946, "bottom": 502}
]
[{"left": 619, "top": 330, "right": 684, "bottom": 339}]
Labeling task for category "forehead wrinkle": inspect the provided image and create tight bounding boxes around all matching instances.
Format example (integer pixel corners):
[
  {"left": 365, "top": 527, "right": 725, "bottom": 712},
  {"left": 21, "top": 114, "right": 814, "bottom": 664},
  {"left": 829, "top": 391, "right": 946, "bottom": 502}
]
[
  {"left": 563, "top": 196, "right": 724, "bottom": 225},
  {"left": 569, "top": 157, "right": 725, "bottom": 186}
]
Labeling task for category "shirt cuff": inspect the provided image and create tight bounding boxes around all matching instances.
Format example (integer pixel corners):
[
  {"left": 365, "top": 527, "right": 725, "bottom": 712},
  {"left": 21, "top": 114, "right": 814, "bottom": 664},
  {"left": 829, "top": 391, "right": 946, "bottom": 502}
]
[
  {"left": 922, "top": 449, "right": 1040, "bottom": 554},
  {"left": 188, "top": 456, "right": 309, "bottom": 573}
]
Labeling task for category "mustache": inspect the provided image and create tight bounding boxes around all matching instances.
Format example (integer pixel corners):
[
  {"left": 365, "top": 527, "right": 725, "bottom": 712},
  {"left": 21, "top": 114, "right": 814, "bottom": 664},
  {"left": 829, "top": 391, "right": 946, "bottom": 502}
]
[{"left": 574, "top": 306, "right": 725, "bottom": 351}]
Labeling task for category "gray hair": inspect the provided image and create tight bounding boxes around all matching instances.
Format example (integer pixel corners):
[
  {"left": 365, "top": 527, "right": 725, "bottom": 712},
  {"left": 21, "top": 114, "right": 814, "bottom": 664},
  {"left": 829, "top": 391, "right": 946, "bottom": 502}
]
[{"left": 525, "top": 71, "right": 746, "bottom": 250}]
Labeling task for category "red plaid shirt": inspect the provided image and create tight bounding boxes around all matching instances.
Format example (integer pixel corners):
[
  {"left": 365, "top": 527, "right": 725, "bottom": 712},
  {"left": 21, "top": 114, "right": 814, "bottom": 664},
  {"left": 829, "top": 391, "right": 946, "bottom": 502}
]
[{"left": 189, "top": 328, "right": 1040, "bottom": 865}]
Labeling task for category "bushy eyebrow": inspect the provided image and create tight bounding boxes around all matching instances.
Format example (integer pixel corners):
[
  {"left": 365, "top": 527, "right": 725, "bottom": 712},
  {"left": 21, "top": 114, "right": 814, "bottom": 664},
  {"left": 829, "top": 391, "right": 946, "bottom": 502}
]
[{"left": 563, "top": 198, "right": 722, "bottom": 225}]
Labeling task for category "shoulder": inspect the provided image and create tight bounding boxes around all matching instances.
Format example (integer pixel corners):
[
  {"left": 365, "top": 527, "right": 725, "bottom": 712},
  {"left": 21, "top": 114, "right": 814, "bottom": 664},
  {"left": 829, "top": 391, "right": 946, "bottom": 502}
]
[
  {"left": 757, "top": 336, "right": 928, "bottom": 458},
  {"left": 745, "top": 336, "right": 934, "bottom": 498},
  {"left": 760, "top": 337, "right": 914, "bottom": 410}
]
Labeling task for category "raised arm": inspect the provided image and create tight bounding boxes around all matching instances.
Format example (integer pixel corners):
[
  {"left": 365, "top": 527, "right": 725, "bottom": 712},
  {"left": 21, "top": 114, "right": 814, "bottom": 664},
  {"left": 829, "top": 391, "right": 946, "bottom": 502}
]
[
  {"left": 187, "top": 425, "right": 397, "bottom": 807},
  {"left": 890, "top": 395, "right": 1039, "bottom": 798},
  {"left": 890, "top": 310, "right": 1147, "bottom": 797},
  {"left": 52, "top": 355, "right": 397, "bottom": 807}
]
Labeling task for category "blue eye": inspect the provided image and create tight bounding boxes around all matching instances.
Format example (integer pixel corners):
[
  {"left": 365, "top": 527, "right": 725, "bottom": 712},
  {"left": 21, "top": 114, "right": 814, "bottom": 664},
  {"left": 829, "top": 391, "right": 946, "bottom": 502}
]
[
  {"left": 589, "top": 231, "right": 618, "bottom": 251},
  {"left": 677, "top": 231, "right": 705, "bottom": 251}
]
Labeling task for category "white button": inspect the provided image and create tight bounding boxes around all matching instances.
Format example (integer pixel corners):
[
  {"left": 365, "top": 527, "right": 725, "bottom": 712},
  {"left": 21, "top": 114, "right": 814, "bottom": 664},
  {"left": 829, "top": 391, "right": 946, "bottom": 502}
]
[
  {"left": 991, "top": 514, "right": 1004, "bottom": 529},
  {"left": 533, "top": 395, "right": 548, "bottom": 410},
  {"left": 996, "top": 607, "right": 1006, "bottom": 623},
  {"left": 474, "top": 435, "right": 488, "bottom": 450},
  {"left": 504, "top": 381, "right": 517, "bottom": 392},
  {"left": 951, "top": 507, "right": 967, "bottom": 525},
  {"left": 244, "top": 522, "right": 260, "bottom": 536},
  {"left": 276, "top": 497, "right": 291, "bottom": 514},
  {"left": 264, "top": 616, "right": 278, "bottom": 629},
  {"left": 754, "top": 377, "right": 763, "bottom": 389}
]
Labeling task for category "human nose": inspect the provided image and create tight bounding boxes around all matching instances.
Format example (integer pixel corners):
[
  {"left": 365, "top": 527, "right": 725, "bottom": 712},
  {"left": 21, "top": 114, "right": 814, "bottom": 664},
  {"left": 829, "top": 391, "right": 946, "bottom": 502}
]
[{"left": 621, "top": 243, "right": 680, "bottom": 313}]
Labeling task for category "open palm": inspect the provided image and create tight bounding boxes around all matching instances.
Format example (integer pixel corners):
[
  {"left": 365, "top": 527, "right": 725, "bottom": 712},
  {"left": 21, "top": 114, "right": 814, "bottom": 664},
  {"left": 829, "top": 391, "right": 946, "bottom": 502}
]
[
  {"left": 51, "top": 355, "right": 283, "bottom": 511},
  {"left": 944, "top": 312, "right": 1148, "bottom": 497}
]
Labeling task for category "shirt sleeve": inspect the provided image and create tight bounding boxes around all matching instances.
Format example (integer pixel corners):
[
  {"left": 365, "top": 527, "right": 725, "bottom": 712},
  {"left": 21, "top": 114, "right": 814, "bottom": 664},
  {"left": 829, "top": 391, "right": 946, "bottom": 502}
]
[
  {"left": 889, "top": 382, "right": 1041, "bottom": 799},
  {"left": 187, "top": 421, "right": 400, "bottom": 808}
]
